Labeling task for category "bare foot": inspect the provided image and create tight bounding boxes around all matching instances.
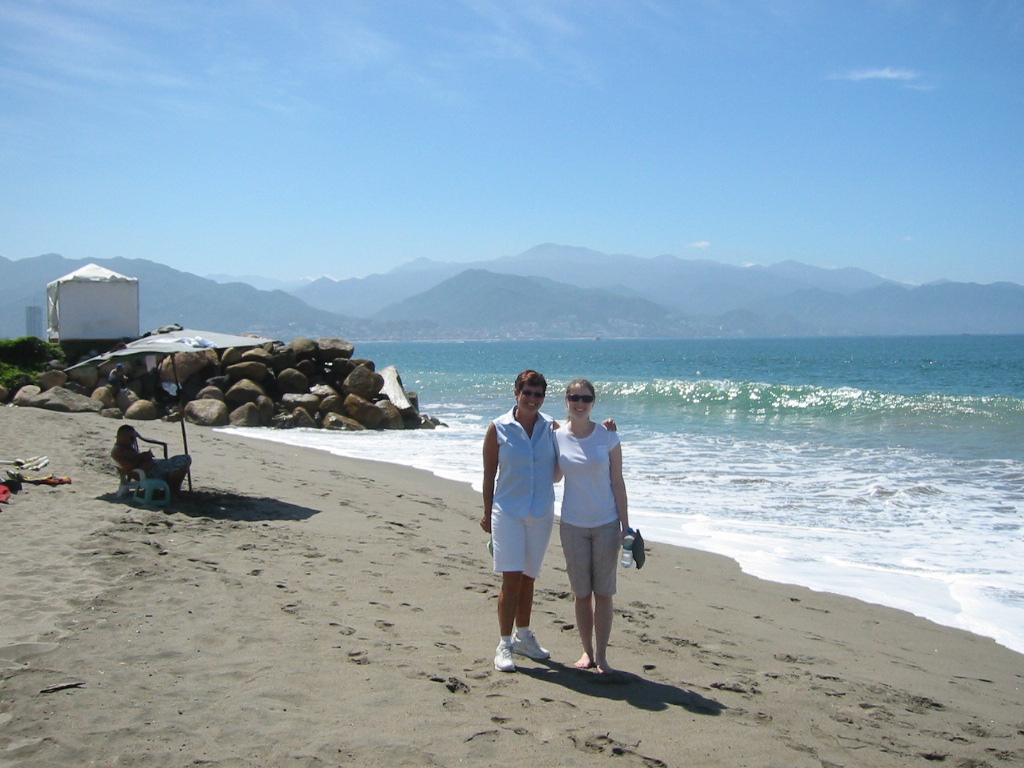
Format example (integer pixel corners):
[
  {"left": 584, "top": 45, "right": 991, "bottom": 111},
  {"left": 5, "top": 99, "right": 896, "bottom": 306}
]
[
  {"left": 594, "top": 659, "right": 615, "bottom": 674},
  {"left": 573, "top": 653, "right": 596, "bottom": 670}
]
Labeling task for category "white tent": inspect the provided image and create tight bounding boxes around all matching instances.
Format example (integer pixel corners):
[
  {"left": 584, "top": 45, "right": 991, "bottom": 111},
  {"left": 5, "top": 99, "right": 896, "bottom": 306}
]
[{"left": 47, "top": 264, "right": 139, "bottom": 341}]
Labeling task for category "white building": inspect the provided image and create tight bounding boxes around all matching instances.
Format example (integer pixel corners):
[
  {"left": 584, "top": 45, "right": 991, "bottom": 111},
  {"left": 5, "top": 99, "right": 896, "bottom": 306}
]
[{"left": 46, "top": 264, "right": 140, "bottom": 341}]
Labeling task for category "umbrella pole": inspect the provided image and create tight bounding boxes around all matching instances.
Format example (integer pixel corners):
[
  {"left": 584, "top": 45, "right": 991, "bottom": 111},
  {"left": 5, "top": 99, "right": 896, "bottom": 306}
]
[{"left": 170, "top": 354, "right": 192, "bottom": 492}]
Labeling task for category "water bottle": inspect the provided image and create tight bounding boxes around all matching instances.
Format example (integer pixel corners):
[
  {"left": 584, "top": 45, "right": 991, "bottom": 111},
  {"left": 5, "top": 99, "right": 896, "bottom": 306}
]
[{"left": 620, "top": 529, "right": 635, "bottom": 568}]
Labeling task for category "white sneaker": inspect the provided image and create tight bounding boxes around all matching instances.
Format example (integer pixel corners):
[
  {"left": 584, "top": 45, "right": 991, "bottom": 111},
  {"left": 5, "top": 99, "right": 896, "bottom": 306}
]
[
  {"left": 494, "top": 640, "right": 516, "bottom": 672},
  {"left": 511, "top": 628, "right": 550, "bottom": 660}
]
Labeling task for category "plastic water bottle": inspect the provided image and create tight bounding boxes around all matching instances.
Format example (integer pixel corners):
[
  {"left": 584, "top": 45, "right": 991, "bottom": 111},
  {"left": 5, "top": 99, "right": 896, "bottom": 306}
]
[{"left": 620, "top": 529, "right": 635, "bottom": 568}]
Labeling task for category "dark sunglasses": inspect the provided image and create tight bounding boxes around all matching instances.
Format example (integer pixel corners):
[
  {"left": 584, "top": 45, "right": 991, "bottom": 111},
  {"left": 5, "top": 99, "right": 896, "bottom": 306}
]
[
  {"left": 567, "top": 394, "right": 595, "bottom": 403},
  {"left": 519, "top": 388, "right": 546, "bottom": 399}
]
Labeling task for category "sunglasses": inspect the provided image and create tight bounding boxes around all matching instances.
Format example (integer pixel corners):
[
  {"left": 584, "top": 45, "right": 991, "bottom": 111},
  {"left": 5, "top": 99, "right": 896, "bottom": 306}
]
[
  {"left": 519, "top": 388, "right": 546, "bottom": 399},
  {"left": 567, "top": 394, "right": 595, "bottom": 403}
]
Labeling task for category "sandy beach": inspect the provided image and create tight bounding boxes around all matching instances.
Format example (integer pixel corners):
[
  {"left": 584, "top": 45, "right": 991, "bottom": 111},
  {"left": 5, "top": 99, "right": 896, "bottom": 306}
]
[{"left": 1, "top": 406, "right": 1021, "bottom": 767}]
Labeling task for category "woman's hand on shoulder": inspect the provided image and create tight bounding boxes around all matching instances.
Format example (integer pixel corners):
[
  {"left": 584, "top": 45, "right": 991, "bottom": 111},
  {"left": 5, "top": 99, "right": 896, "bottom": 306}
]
[{"left": 602, "top": 418, "right": 617, "bottom": 432}]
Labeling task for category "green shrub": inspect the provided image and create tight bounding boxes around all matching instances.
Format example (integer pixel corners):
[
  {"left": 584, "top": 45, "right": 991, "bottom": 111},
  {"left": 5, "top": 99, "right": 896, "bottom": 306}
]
[{"left": 0, "top": 337, "right": 65, "bottom": 393}]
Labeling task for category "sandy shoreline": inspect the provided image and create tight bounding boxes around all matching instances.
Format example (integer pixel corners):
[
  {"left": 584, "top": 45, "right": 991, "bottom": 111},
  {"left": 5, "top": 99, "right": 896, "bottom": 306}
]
[{"left": 1, "top": 406, "right": 1022, "bottom": 767}]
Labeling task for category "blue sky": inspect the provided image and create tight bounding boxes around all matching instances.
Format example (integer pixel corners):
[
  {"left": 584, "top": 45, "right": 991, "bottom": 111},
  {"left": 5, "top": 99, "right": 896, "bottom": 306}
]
[{"left": 2, "top": 0, "right": 1021, "bottom": 285}]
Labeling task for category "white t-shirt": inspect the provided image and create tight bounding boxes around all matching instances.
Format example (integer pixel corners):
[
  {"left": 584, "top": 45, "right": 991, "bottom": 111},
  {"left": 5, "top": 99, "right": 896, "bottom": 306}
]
[{"left": 555, "top": 423, "right": 621, "bottom": 528}]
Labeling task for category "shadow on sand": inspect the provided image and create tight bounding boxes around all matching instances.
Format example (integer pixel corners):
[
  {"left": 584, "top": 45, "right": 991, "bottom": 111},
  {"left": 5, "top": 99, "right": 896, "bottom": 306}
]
[
  {"left": 515, "top": 659, "right": 725, "bottom": 715},
  {"left": 101, "top": 487, "right": 320, "bottom": 522}
]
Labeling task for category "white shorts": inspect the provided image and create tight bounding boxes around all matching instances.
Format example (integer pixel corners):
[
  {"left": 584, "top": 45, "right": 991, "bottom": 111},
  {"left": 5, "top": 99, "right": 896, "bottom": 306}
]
[{"left": 491, "top": 510, "right": 554, "bottom": 579}]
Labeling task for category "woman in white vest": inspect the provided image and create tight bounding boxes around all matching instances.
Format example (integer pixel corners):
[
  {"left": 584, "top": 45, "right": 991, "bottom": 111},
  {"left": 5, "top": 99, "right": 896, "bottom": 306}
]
[{"left": 480, "top": 370, "right": 556, "bottom": 672}]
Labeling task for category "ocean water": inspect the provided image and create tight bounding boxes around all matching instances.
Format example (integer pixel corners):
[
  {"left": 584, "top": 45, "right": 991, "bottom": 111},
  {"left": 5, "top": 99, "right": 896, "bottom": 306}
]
[{"left": 225, "top": 336, "right": 1024, "bottom": 654}]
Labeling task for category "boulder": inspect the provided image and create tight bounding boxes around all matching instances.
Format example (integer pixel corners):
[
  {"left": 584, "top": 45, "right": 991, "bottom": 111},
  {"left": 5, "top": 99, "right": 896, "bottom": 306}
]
[
  {"left": 276, "top": 368, "right": 309, "bottom": 395},
  {"left": 344, "top": 393, "right": 383, "bottom": 428},
  {"left": 270, "top": 412, "right": 296, "bottom": 429},
  {"left": 343, "top": 364, "right": 383, "bottom": 401},
  {"left": 229, "top": 402, "right": 262, "bottom": 427},
  {"left": 36, "top": 369, "right": 68, "bottom": 391},
  {"left": 318, "top": 394, "right": 346, "bottom": 416},
  {"left": 91, "top": 386, "right": 117, "bottom": 410},
  {"left": 219, "top": 347, "right": 243, "bottom": 367},
  {"left": 13, "top": 385, "right": 42, "bottom": 406},
  {"left": 226, "top": 361, "right": 269, "bottom": 382},
  {"left": 270, "top": 348, "right": 297, "bottom": 373},
  {"left": 281, "top": 393, "right": 321, "bottom": 414},
  {"left": 316, "top": 338, "right": 355, "bottom": 362},
  {"left": 378, "top": 366, "right": 415, "bottom": 413},
  {"left": 292, "top": 407, "right": 317, "bottom": 429},
  {"left": 240, "top": 347, "right": 273, "bottom": 364},
  {"left": 28, "top": 386, "right": 103, "bottom": 413},
  {"left": 66, "top": 366, "right": 99, "bottom": 390},
  {"left": 323, "top": 412, "right": 365, "bottom": 431},
  {"left": 225, "top": 378, "right": 266, "bottom": 406},
  {"left": 196, "top": 385, "right": 226, "bottom": 402},
  {"left": 100, "top": 407, "right": 123, "bottom": 419},
  {"left": 375, "top": 400, "right": 405, "bottom": 430},
  {"left": 160, "top": 348, "right": 219, "bottom": 384},
  {"left": 116, "top": 388, "right": 140, "bottom": 413},
  {"left": 184, "top": 398, "right": 229, "bottom": 427},
  {"left": 287, "top": 337, "right": 317, "bottom": 361},
  {"left": 295, "top": 359, "right": 318, "bottom": 378},
  {"left": 124, "top": 400, "right": 159, "bottom": 420},
  {"left": 256, "top": 395, "right": 275, "bottom": 423}
]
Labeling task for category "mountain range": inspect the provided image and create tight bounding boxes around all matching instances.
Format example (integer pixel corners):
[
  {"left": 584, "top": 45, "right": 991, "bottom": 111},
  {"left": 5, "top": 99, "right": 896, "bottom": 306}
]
[{"left": 2, "top": 245, "right": 1022, "bottom": 342}]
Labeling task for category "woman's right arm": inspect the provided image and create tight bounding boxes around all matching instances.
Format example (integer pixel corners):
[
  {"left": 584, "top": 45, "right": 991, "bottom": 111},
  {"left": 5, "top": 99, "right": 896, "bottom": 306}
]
[{"left": 480, "top": 423, "right": 499, "bottom": 532}]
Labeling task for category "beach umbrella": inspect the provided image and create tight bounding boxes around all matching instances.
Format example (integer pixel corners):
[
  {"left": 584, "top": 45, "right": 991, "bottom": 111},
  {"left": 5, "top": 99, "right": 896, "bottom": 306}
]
[{"left": 69, "top": 328, "right": 279, "bottom": 490}]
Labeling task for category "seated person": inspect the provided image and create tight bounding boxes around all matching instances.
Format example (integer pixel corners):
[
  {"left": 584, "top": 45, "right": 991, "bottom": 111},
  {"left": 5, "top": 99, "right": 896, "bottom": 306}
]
[
  {"left": 111, "top": 425, "right": 191, "bottom": 497},
  {"left": 108, "top": 363, "right": 130, "bottom": 392}
]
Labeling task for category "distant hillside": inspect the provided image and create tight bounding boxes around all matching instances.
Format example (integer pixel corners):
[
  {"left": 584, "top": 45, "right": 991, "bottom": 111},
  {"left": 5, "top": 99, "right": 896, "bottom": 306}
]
[
  {"left": 374, "top": 269, "right": 682, "bottom": 339},
  {"left": 291, "top": 243, "right": 900, "bottom": 318},
  {"left": 4, "top": 249, "right": 1022, "bottom": 341}
]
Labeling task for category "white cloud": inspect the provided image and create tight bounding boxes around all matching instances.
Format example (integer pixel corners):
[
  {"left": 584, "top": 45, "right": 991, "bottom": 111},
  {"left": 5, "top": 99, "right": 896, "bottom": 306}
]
[
  {"left": 687, "top": 240, "right": 711, "bottom": 249},
  {"left": 830, "top": 66, "right": 928, "bottom": 88}
]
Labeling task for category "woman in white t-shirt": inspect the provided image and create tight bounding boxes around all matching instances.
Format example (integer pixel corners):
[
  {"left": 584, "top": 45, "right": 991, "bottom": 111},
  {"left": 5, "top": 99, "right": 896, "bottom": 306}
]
[{"left": 555, "top": 379, "right": 629, "bottom": 674}]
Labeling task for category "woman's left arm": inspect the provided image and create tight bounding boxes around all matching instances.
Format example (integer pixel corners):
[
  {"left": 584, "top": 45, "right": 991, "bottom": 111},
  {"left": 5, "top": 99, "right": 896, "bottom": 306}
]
[{"left": 609, "top": 443, "right": 629, "bottom": 538}]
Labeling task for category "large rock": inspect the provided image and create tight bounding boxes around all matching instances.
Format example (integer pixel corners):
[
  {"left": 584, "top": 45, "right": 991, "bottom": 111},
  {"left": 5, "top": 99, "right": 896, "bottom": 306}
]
[
  {"left": 281, "top": 393, "right": 321, "bottom": 414},
  {"left": 124, "top": 400, "right": 159, "bottom": 420},
  {"left": 256, "top": 395, "right": 275, "bottom": 423},
  {"left": 240, "top": 347, "right": 273, "bottom": 364},
  {"left": 66, "top": 366, "right": 99, "bottom": 390},
  {"left": 13, "top": 385, "right": 42, "bottom": 406},
  {"left": 226, "top": 361, "right": 269, "bottom": 382},
  {"left": 270, "top": 348, "right": 297, "bottom": 373},
  {"left": 184, "top": 398, "right": 229, "bottom": 427},
  {"left": 196, "top": 385, "right": 226, "bottom": 402},
  {"left": 229, "top": 402, "right": 262, "bottom": 427},
  {"left": 323, "top": 412, "right": 365, "bottom": 431},
  {"left": 316, "top": 338, "right": 355, "bottom": 362},
  {"left": 225, "top": 378, "right": 266, "bottom": 406},
  {"left": 276, "top": 368, "right": 309, "bottom": 395},
  {"left": 116, "top": 388, "right": 140, "bottom": 412},
  {"left": 219, "top": 347, "right": 243, "bottom": 367},
  {"left": 292, "top": 407, "right": 317, "bottom": 429},
  {"left": 344, "top": 393, "right": 383, "bottom": 428},
  {"left": 287, "top": 337, "right": 317, "bottom": 361},
  {"left": 318, "top": 394, "right": 346, "bottom": 416},
  {"left": 28, "top": 386, "right": 103, "bottom": 413},
  {"left": 36, "top": 369, "right": 68, "bottom": 391},
  {"left": 378, "top": 365, "right": 415, "bottom": 413},
  {"left": 343, "top": 364, "right": 383, "bottom": 401},
  {"left": 375, "top": 400, "right": 405, "bottom": 430},
  {"left": 91, "top": 386, "right": 117, "bottom": 410},
  {"left": 160, "top": 348, "right": 218, "bottom": 384}
]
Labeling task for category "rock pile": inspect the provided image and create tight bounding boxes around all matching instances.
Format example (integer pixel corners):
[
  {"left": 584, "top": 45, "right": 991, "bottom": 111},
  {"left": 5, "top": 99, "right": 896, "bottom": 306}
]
[{"left": 12, "top": 337, "right": 443, "bottom": 432}]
